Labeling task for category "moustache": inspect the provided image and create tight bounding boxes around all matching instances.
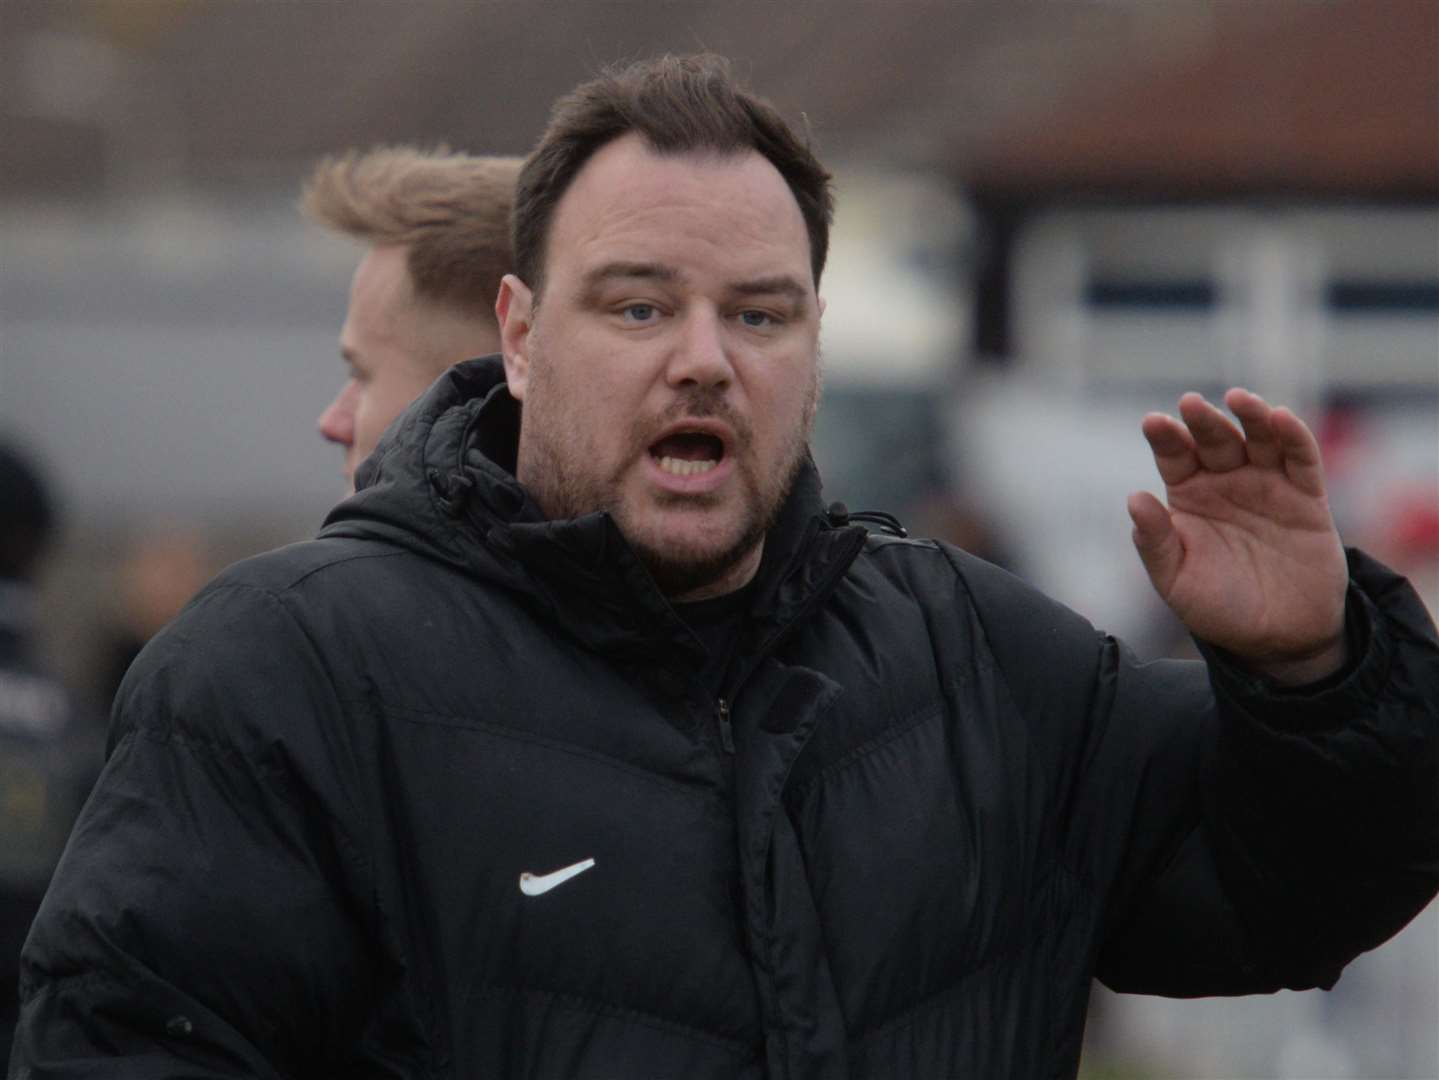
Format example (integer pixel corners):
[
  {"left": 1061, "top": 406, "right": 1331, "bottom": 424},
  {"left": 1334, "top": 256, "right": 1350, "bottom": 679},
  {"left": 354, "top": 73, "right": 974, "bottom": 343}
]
[{"left": 633, "top": 389, "right": 754, "bottom": 453}]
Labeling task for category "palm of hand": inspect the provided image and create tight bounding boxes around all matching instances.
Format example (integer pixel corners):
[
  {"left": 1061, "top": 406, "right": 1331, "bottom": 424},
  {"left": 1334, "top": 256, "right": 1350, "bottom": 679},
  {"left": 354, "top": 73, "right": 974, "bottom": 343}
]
[{"left": 1128, "top": 389, "right": 1347, "bottom": 673}]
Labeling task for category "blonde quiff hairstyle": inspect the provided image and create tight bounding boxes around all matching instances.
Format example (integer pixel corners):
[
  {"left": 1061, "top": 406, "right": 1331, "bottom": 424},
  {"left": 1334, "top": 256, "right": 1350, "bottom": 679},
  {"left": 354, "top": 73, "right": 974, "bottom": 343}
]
[{"left": 301, "top": 145, "right": 522, "bottom": 322}]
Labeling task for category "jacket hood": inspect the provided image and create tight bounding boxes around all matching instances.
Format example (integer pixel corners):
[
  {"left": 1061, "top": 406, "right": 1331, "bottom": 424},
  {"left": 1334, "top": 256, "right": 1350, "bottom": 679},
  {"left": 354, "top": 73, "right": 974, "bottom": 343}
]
[
  {"left": 323, "top": 354, "right": 525, "bottom": 578},
  {"left": 321, "top": 355, "right": 866, "bottom": 662}
]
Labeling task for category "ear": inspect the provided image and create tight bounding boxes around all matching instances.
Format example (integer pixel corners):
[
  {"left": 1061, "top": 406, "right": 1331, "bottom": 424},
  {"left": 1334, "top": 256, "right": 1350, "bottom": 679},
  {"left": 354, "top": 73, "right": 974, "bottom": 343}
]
[{"left": 497, "top": 273, "right": 534, "bottom": 401}]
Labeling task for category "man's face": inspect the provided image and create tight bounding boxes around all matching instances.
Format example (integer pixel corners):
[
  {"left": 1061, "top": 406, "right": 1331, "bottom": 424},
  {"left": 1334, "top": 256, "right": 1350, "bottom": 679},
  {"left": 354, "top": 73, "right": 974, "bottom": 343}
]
[
  {"left": 498, "top": 134, "right": 823, "bottom": 600},
  {"left": 318, "top": 244, "right": 499, "bottom": 489}
]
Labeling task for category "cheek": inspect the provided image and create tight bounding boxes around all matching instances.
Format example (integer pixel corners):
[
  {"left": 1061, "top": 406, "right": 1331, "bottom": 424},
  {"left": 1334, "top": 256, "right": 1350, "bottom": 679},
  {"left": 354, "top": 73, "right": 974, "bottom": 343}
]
[
  {"left": 348, "top": 392, "right": 381, "bottom": 453},
  {"left": 756, "top": 372, "right": 817, "bottom": 441},
  {"left": 367, "top": 373, "right": 432, "bottom": 435},
  {"left": 583, "top": 392, "right": 639, "bottom": 462},
  {"left": 351, "top": 388, "right": 399, "bottom": 455},
  {"left": 356, "top": 382, "right": 387, "bottom": 422},
  {"left": 552, "top": 368, "right": 635, "bottom": 439}
]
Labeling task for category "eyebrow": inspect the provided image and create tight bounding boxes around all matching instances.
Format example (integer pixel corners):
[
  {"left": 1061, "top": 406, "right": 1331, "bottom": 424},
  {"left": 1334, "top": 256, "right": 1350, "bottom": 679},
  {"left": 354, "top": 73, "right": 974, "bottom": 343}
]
[
  {"left": 727, "top": 275, "right": 810, "bottom": 306},
  {"left": 577, "top": 263, "right": 811, "bottom": 311},
  {"left": 580, "top": 261, "right": 680, "bottom": 293}
]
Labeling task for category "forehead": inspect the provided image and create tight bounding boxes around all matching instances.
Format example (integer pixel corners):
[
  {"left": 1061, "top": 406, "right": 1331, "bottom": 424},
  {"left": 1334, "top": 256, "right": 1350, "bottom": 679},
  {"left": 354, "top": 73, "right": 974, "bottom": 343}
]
[
  {"left": 545, "top": 133, "right": 814, "bottom": 291},
  {"left": 341, "top": 245, "right": 420, "bottom": 344},
  {"left": 348, "top": 245, "right": 414, "bottom": 308}
]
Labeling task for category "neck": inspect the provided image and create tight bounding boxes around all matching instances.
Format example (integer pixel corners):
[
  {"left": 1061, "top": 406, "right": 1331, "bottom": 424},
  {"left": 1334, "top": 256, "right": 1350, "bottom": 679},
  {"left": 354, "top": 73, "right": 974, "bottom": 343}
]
[{"left": 665, "top": 540, "right": 765, "bottom": 603}]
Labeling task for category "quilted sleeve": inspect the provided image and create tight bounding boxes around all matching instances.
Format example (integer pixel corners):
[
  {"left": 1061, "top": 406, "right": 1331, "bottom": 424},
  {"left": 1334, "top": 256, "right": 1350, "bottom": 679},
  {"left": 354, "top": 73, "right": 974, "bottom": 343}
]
[{"left": 10, "top": 584, "right": 378, "bottom": 1078}]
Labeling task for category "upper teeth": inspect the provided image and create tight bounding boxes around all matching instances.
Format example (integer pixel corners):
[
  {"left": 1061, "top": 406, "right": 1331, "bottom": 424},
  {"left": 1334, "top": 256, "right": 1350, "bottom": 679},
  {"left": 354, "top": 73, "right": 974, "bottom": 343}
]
[{"left": 659, "top": 457, "right": 718, "bottom": 477}]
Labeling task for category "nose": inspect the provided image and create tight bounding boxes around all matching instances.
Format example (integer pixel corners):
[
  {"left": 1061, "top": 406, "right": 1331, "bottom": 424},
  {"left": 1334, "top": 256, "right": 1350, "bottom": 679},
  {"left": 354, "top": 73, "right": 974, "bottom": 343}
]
[
  {"left": 317, "top": 380, "right": 357, "bottom": 446},
  {"left": 665, "top": 308, "right": 734, "bottom": 390}
]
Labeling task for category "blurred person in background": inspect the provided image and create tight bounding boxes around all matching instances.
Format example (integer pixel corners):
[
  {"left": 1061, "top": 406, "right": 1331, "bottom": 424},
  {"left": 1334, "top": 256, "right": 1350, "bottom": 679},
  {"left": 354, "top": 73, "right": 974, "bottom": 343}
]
[
  {"left": 0, "top": 440, "right": 100, "bottom": 1067},
  {"left": 93, "top": 526, "right": 212, "bottom": 710},
  {"left": 87, "top": 146, "right": 523, "bottom": 708},
  {"left": 11, "top": 55, "right": 1439, "bottom": 1080},
  {"left": 302, "top": 145, "right": 523, "bottom": 491}
]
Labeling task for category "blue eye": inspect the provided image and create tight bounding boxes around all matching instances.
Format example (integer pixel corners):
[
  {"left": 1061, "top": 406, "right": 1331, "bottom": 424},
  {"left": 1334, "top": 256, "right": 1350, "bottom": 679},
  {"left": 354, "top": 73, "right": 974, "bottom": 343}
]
[
  {"left": 739, "top": 310, "right": 773, "bottom": 328},
  {"left": 623, "top": 304, "right": 657, "bottom": 323}
]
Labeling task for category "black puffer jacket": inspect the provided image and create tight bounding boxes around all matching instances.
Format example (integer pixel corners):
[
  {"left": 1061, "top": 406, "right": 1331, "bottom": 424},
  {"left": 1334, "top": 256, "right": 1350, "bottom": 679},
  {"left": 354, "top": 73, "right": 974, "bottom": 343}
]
[{"left": 13, "top": 357, "right": 1439, "bottom": 1079}]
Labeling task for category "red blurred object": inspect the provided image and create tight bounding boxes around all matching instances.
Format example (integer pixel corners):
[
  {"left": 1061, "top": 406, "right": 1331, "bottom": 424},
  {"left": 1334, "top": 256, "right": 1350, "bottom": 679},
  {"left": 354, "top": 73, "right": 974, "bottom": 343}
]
[{"left": 1388, "top": 494, "right": 1439, "bottom": 559}]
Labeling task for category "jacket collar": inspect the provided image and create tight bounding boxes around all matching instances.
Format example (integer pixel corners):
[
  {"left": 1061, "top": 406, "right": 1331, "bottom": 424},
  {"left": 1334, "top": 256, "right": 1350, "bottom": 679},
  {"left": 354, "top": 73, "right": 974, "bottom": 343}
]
[{"left": 324, "top": 356, "right": 867, "bottom": 665}]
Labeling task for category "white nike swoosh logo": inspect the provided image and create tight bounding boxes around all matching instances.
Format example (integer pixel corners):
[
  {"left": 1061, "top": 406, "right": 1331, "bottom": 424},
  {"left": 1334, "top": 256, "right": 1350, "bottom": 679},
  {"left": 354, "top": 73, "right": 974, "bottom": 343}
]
[{"left": 519, "top": 857, "right": 596, "bottom": 897}]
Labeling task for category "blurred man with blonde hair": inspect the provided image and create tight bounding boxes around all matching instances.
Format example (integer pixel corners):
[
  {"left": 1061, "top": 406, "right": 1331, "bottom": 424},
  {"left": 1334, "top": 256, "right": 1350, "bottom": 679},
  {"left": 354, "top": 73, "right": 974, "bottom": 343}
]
[{"left": 302, "top": 145, "right": 522, "bottom": 489}]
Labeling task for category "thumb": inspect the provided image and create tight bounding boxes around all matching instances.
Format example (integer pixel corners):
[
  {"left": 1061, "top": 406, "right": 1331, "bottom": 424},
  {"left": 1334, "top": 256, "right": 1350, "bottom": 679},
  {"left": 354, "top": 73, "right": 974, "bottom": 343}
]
[{"left": 1127, "top": 491, "right": 1182, "bottom": 598}]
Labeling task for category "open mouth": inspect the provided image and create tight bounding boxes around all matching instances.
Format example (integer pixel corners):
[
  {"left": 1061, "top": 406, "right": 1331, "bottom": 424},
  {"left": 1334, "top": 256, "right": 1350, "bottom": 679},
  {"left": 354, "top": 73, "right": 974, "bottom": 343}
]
[{"left": 649, "top": 430, "right": 725, "bottom": 477}]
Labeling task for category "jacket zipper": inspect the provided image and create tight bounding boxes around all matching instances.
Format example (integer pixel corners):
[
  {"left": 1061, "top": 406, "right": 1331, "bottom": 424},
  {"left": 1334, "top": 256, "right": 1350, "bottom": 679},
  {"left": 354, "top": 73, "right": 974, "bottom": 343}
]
[
  {"left": 715, "top": 696, "right": 735, "bottom": 754},
  {"left": 710, "top": 524, "right": 867, "bottom": 761}
]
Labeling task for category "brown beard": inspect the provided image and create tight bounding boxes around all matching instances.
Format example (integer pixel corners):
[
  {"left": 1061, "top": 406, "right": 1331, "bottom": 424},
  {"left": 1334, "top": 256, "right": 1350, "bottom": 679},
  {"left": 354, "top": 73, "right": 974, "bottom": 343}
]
[
  {"left": 519, "top": 368, "right": 817, "bottom": 598},
  {"left": 628, "top": 442, "right": 806, "bottom": 597}
]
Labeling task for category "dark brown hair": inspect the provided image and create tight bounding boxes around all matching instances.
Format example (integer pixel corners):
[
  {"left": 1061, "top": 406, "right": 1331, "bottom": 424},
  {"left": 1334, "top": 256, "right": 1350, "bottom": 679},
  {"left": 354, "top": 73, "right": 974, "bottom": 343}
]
[
  {"left": 302, "top": 145, "right": 522, "bottom": 321},
  {"left": 513, "top": 53, "right": 833, "bottom": 297}
]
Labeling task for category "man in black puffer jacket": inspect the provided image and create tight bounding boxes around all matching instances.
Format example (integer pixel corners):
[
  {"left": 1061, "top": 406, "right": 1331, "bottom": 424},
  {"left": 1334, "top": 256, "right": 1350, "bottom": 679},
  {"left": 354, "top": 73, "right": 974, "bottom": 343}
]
[{"left": 12, "top": 55, "right": 1439, "bottom": 1080}]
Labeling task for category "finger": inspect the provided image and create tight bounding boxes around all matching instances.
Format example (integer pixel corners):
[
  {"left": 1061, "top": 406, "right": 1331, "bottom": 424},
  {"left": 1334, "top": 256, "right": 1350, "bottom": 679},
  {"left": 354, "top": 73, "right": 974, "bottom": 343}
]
[
  {"left": 1141, "top": 412, "right": 1200, "bottom": 487},
  {"left": 1272, "top": 406, "right": 1329, "bottom": 497},
  {"left": 1127, "top": 491, "right": 1182, "bottom": 598},
  {"left": 1178, "top": 392, "right": 1247, "bottom": 472},
  {"left": 1224, "top": 387, "right": 1283, "bottom": 469}
]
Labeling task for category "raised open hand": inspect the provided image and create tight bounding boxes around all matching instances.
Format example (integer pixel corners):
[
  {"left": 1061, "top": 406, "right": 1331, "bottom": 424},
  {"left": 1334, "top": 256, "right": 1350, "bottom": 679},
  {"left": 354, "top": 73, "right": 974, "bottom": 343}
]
[{"left": 1127, "top": 388, "right": 1348, "bottom": 684}]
